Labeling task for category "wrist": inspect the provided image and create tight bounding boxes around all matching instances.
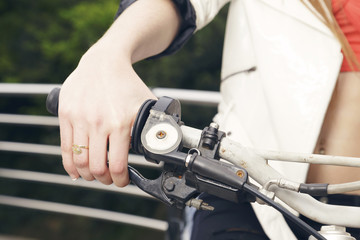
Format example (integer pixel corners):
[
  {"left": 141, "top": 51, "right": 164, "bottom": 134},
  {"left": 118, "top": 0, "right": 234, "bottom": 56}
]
[{"left": 79, "top": 40, "right": 133, "bottom": 70}]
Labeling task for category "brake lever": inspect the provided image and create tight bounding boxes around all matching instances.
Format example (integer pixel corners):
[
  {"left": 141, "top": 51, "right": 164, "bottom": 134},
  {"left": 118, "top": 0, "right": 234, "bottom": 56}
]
[
  {"left": 128, "top": 162, "right": 200, "bottom": 209},
  {"left": 127, "top": 165, "right": 171, "bottom": 205}
]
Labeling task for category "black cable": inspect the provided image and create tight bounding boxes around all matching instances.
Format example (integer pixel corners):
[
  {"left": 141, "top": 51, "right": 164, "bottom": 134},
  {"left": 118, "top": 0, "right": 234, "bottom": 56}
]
[
  {"left": 243, "top": 183, "right": 326, "bottom": 240},
  {"left": 299, "top": 183, "right": 328, "bottom": 196}
]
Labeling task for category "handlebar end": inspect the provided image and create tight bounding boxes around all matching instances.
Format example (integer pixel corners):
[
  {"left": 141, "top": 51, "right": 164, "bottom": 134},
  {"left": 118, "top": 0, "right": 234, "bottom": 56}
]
[{"left": 46, "top": 87, "right": 61, "bottom": 116}]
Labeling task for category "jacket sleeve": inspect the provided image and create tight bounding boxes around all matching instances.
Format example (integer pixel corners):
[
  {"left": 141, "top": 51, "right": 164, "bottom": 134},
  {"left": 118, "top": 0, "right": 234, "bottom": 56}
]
[{"left": 115, "top": 0, "right": 229, "bottom": 57}]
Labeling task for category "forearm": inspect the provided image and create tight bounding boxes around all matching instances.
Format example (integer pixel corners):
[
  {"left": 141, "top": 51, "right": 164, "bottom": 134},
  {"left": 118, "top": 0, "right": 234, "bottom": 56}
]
[{"left": 88, "top": 0, "right": 181, "bottom": 64}]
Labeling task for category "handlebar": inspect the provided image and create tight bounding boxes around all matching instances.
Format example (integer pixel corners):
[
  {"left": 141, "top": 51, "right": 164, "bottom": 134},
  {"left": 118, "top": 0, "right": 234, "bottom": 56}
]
[
  {"left": 180, "top": 125, "right": 360, "bottom": 228},
  {"left": 46, "top": 87, "right": 360, "bottom": 239}
]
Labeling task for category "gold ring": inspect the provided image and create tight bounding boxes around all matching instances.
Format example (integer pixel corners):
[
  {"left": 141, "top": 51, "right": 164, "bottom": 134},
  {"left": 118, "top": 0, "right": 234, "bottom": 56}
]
[{"left": 72, "top": 144, "right": 89, "bottom": 155}]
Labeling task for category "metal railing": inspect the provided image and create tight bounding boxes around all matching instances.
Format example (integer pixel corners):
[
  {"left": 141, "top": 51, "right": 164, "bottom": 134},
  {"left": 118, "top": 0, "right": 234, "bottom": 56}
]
[
  {"left": 0, "top": 83, "right": 220, "bottom": 238},
  {"left": 0, "top": 83, "right": 220, "bottom": 106}
]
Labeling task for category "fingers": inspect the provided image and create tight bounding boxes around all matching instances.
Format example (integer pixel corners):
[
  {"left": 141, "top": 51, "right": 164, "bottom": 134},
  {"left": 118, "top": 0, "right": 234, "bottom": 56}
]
[
  {"left": 108, "top": 129, "right": 130, "bottom": 187},
  {"left": 73, "top": 125, "right": 94, "bottom": 181},
  {"left": 88, "top": 131, "right": 112, "bottom": 185},
  {"left": 60, "top": 114, "right": 130, "bottom": 186},
  {"left": 59, "top": 118, "right": 80, "bottom": 180}
]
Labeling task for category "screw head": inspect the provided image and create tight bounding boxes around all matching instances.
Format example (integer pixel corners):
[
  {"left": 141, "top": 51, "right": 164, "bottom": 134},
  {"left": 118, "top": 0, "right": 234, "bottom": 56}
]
[
  {"left": 156, "top": 130, "right": 167, "bottom": 139},
  {"left": 236, "top": 170, "right": 244, "bottom": 178}
]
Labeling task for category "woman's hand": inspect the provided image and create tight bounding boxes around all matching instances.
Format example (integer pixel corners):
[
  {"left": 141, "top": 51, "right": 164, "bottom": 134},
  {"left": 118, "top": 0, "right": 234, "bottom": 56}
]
[
  {"left": 58, "top": 46, "right": 156, "bottom": 187},
  {"left": 57, "top": 0, "right": 180, "bottom": 187}
]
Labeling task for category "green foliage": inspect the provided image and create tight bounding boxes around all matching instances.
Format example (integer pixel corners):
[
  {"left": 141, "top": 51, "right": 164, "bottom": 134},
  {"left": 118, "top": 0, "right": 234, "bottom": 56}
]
[
  {"left": 0, "top": 0, "right": 118, "bottom": 84},
  {"left": 41, "top": 1, "right": 118, "bottom": 66}
]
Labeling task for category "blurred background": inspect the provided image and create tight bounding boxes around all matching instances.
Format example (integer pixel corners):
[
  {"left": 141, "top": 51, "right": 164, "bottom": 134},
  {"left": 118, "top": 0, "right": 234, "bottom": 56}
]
[{"left": 0, "top": 0, "right": 227, "bottom": 239}]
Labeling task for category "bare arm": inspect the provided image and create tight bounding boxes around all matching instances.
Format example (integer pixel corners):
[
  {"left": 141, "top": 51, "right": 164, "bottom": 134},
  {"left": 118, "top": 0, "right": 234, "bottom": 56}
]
[
  {"left": 59, "top": 0, "right": 181, "bottom": 187},
  {"left": 98, "top": 0, "right": 181, "bottom": 63}
]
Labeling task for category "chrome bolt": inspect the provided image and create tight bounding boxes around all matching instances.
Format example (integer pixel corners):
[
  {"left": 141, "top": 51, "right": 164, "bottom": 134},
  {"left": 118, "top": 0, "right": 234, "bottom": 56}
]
[
  {"left": 185, "top": 198, "right": 214, "bottom": 211},
  {"left": 210, "top": 122, "right": 219, "bottom": 129}
]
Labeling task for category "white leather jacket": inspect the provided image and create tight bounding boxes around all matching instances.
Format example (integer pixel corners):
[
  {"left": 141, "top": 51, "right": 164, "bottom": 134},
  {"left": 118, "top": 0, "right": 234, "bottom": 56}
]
[{"left": 190, "top": 0, "right": 342, "bottom": 239}]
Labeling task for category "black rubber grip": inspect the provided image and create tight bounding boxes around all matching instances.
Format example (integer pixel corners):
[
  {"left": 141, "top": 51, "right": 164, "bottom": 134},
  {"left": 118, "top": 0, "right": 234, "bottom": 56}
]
[
  {"left": 131, "top": 99, "right": 157, "bottom": 154},
  {"left": 46, "top": 87, "right": 61, "bottom": 116}
]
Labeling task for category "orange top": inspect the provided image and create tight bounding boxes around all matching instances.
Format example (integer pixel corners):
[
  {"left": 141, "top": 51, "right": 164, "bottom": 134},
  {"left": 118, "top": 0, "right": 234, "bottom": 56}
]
[{"left": 332, "top": 0, "right": 360, "bottom": 71}]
